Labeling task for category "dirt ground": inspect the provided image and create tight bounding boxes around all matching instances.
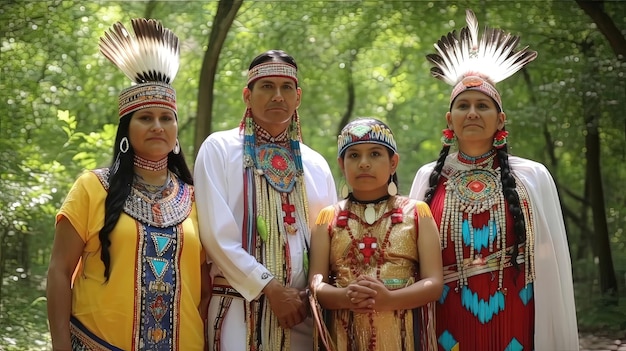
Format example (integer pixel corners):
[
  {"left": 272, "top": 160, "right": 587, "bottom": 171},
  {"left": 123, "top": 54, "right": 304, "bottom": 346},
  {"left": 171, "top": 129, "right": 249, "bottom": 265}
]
[{"left": 579, "top": 332, "right": 626, "bottom": 351}]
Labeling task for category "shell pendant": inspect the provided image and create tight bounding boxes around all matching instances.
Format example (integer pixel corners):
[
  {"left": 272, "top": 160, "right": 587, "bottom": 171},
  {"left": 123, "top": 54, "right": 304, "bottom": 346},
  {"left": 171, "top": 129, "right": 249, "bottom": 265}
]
[{"left": 364, "top": 204, "right": 376, "bottom": 225}]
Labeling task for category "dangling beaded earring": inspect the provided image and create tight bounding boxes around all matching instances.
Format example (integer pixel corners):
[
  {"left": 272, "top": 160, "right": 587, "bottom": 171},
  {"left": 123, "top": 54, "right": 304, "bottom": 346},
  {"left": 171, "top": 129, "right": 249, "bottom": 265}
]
[
  {"left": 119, "top": 136, "right": 129, "bottom": 153},
  {"left": 493, "top": 129, "right": 509, "bottom": 149},
  {"left": 340, "top": 181, "right": 350, "bottom": 199},
  {"left": 387, "top": 175, "right": 398, "bottom": 196},
  {"left": 441, "top": 128, "right": 456, "bottom": 147},
  {"left": 173, "top": 138, "right": 180, "bottom": 154}
]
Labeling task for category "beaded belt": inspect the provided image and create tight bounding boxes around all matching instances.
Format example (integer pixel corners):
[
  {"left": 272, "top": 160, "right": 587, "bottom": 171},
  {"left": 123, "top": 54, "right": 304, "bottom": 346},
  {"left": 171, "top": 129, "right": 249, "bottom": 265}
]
[
  {"left": 212, "top": 276, "right": 245, "bottom": 299},
  {"left": 442, "top": 245, "right": 525, "bottom": 284}
]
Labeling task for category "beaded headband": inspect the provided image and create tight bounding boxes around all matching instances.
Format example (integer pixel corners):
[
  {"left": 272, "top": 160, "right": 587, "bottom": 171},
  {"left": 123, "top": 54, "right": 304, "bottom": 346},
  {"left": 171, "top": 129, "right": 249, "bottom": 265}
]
[
  {"left": 99, "top": 18, "right": 180, "bottom": 118},
  {"left": 247, "top": 62, "right": 298, "bottom": 86},
  {"left": 427, "top": 9, "right": 537, "bottom": 112},
  {"left": 450, "top": 75, "right": 502, "bottom": 111},
  {"left": 338, "top": 118, "right": 397, "bottom": 157}
]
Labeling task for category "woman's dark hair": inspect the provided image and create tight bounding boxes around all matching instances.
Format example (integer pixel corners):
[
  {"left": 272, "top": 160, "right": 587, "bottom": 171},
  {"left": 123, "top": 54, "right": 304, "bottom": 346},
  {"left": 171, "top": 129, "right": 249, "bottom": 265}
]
[
  {"left": 99, "top": 113, "right": 193, "bottom": 281},
  {"left": 423, "top": 128, "right": 525, "bottom": 269},
  {"left": 247, "top": 49, "right": 298, "bottom": 90}
]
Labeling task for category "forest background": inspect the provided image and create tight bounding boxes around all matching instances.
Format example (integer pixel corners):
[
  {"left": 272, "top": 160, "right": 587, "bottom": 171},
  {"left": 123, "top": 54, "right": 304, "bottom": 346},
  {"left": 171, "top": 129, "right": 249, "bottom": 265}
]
[{"left": 1, "top": 0, "right": 625, "bottom": 349}]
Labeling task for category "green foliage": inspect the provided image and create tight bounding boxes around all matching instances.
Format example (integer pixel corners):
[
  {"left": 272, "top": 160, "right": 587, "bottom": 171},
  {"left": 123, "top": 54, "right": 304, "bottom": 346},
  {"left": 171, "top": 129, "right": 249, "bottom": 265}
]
[{"left": 1, "top": 0, "right": 624, "bottom": 348}]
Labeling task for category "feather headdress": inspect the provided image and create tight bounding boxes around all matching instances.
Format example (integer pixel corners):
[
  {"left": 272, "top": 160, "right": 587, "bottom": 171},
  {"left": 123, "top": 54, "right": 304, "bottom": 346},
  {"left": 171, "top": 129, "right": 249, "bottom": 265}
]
[
  {"left": 427, "top": 9, "right": 537, "bottom": 111},
  {"left": 99, "top": 18, "right": 180, "bottom": 118}
]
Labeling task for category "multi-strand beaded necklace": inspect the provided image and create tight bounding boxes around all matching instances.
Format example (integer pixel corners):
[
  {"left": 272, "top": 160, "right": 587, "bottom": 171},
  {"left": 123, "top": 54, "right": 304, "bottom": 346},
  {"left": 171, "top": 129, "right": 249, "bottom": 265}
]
[
  {"left": 133, "top": 155, "right": 168, "bottom": 172},
  {"left": 440, "top": 150, "right": 535, "bottom": 294}
]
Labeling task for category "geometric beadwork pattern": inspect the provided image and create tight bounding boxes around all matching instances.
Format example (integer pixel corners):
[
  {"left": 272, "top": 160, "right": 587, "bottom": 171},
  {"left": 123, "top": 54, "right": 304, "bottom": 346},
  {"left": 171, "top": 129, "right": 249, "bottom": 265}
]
[
  {"left": 439, "top": 284, "right": 451, "bottom": 304},
  {"left": 461, "top": 286, "right": 505, "bottom": 324},
  {"left": 518, "top": 282, "right": 534, "bottom": 306},
  {"left": 152, "top": 235, "right": 172, "bottom": 257},
  {"left": 438, "top": 330, "right": 459, "bottom": 351},
  {"left": 255, "top": 144, "right": 297, "bottom": 193},
  {"left": 504, "top": 337, "right": 523, "bottom": 351},
  {"left": 462, "top": 219, "right": 497, "bottom": 251}
]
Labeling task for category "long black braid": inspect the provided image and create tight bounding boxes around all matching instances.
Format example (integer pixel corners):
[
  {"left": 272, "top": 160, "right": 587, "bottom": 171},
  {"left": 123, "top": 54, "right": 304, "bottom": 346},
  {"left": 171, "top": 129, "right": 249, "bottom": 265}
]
[
  {"left": 496, "top": 143, "right": 526, "bottom": 269},
  {"left": 423, "top": 145, "right": 451, "bottom": 205},
  {"left": 99, "top": 113, "right": 194, "bottom": 281}
]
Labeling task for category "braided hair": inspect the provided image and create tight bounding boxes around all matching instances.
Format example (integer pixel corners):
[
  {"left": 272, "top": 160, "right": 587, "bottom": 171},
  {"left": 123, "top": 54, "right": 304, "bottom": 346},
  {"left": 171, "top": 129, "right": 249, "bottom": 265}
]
[{"left": 99, "top": 113, "right": 193, "bottom": 281}]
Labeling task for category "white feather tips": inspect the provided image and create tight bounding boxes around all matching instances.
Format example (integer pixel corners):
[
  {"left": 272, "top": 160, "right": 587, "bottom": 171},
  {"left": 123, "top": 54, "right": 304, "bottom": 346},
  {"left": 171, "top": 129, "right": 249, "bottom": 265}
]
[
  {"left": 99, "top": 18, "right": 180, "bottom": 85},
  {"left": 428, "top": 9, "right": 537, "bottom": 86}
]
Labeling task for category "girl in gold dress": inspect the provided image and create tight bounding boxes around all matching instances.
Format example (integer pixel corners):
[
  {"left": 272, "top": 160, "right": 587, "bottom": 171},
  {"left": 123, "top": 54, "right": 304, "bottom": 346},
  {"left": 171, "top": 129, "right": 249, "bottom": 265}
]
[{"left": 308, "top": 118, "right": 443, "bottom": 351}]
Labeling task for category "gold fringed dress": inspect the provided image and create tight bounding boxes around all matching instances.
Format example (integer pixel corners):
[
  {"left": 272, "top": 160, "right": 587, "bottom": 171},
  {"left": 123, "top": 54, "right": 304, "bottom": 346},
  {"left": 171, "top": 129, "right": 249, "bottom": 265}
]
[{"left": 318, "top": 195, "right": 436, "bottom": 351}]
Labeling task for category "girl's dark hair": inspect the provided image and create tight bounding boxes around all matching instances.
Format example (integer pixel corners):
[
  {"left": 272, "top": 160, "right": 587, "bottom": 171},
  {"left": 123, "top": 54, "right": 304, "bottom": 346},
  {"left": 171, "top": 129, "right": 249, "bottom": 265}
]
[
  {"left": 424, "top": 129, "right": 525, "bottom": 269},
  {"left": 247, "top": 49, "right": 298, "bottom": 90},
  {"left": 99, "top": 113, "right": 193, "bottom": 281}
]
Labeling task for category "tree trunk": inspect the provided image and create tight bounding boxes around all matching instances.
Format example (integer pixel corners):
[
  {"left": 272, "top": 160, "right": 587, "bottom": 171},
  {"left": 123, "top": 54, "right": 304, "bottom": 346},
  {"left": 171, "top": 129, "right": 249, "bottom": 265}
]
[
  {"left": 194, "top": 0, "right": 243, "bottom": 155},
  {"left": 581, "top": 40, "right": 618, "bottom": 301},
  {"left": 575, "top": 0, "right": 626, "bottom": 61},
  {"left": 0, "top": 230, "right": 5, "bottom": 306}
]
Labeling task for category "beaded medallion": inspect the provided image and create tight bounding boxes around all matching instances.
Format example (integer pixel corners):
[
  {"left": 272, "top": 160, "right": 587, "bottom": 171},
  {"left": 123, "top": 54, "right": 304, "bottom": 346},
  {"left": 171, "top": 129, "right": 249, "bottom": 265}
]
[
  {"left": 445, "top": 168, "right": 501, "bottom": 214},
  {"left": 254, "top": 143, "right": 297, "bottom": 193}
]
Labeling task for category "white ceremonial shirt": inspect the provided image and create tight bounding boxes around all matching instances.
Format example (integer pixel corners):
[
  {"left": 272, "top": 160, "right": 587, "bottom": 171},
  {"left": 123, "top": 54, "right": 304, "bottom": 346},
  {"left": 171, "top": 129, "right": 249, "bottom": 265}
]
[{"left": 194, "top": 127, "right": 337, "bottom": 350}]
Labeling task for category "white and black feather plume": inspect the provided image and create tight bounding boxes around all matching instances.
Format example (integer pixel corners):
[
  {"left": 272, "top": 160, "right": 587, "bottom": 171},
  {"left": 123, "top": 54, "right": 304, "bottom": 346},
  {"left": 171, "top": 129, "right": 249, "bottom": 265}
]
[
  {"left": 99, "top": 18, "right": 179, "bottom": 85},
  {"left": 427, "top": 9, "right": 537, "bottom": 86}
]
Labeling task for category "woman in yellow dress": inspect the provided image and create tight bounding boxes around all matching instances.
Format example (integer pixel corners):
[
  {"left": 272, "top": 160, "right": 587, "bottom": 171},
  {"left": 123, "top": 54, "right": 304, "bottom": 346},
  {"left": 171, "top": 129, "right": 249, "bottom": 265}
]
[
  {"left": 46, "top": 19, "right": 210, "bottom": 351},
  {"left": 309, "top": 118, "right": 443, "bottom": 351}
]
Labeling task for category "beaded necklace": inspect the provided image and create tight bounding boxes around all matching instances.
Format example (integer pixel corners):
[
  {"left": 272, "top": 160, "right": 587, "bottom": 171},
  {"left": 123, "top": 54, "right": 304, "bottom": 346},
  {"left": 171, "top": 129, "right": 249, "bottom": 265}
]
[
  {"left": 441, "top": 152, "right": 505, "bottom": 289},
  {"left": 133, "top": 173, "right": 170, "bottom": 199},
  {"left": 133, "top": 155, "right": 168, "bottom": 171},
  {"left": 458, "top": 148, "right": 496, "bottom": 165},
  {"left": 439, "top": 152, "right": 536, "bottom": 294}
]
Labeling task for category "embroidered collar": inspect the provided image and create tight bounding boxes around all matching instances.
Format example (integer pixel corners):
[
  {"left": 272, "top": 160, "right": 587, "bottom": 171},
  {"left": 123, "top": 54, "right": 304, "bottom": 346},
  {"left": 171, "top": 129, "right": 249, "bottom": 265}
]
[
  {"left": 254, "top": 122, "right": 289, "bottom": 145},
  {"left": 93, "top": 168, "right": 193, "bottom": 227}
]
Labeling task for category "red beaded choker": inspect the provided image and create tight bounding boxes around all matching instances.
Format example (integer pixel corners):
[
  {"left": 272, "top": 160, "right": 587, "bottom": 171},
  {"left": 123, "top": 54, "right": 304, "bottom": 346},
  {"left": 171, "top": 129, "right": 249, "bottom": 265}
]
[{"left": 133, "top": 155, "right": 168, "bottom": 171}]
